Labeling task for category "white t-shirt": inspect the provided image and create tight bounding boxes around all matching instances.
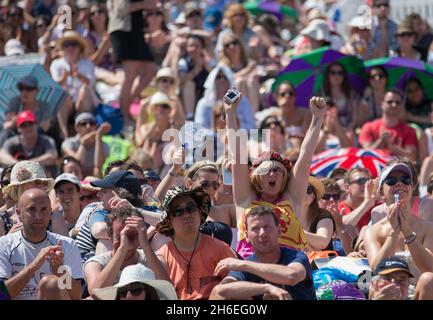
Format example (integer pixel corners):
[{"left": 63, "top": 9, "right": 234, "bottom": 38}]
[
  {"left": 50, "top": 57, "right": 96, "bottom": 102},
  {"left": 0, "top": 231, "right": 83, "bottom": 300}
]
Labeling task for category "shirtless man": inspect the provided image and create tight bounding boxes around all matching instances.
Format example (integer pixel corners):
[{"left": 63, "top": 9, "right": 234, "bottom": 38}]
[{"left": 364, "top": 162, "right": 433, "bottom": 299}]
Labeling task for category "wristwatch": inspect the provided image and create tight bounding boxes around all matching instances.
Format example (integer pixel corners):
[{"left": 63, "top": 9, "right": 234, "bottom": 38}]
[
  {"left": 168, "top": 169, "right": 183, "bottom": 177},
  {"left": 404, "top": 232, "right": 417, "bottom": 245}
]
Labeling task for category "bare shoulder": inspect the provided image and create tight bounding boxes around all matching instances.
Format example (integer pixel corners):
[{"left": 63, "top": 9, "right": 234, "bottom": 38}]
[
  {"left": 420, "top": 198, "right": 433, "bottom": 222},
  {"left": 367, "top": 217, "right": 390, "bottom": 241}
]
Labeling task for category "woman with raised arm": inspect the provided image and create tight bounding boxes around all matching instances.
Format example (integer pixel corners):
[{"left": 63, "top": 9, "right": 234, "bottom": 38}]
[{"left": 225, "top": 93, "right": 327, "bottom": 258}]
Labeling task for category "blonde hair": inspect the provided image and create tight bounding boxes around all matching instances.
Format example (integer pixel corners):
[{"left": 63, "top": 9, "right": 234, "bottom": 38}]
[
  {"left": 219, "top": 34, "right": 248, "bottom": 67},
  {"left": 224, "top": 3, "right": 249, "bottom": 30},
  {"left": 250, "top": 160, "right": 289, "bottom": 195}
]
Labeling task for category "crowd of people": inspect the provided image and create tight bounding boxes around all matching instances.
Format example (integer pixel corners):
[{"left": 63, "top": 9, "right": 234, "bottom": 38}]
[{"left": 1, "top": 0, "right": 433, "bottom": 301}]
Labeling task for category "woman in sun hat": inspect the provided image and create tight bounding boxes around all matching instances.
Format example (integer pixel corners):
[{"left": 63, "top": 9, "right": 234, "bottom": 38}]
[
  {"left": 50, "top": 30, "right": 99, "bottom": 117},
  {"left": 93, "top": 263, "right": 177, "bottom": 300},
  {"left": 0, "top": 160, "right": 68, "bottom": 236}
]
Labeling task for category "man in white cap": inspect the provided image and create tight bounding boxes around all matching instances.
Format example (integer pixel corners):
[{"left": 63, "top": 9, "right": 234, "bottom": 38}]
[
  {"left": 61, "top": 112, "right": 110, "bottom": 177},
  {"left": 364, "top": 161, "right": 433, "bottom": 299},
  {"left": 53, "top": 173, "right": 82, "bottom": 238}
]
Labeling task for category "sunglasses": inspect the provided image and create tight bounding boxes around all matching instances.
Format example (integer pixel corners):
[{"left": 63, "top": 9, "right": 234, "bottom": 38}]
[
  {"left": 117, "top": 284, "right": 146, "bottom": 299},
  {"left": 307, "top": 185, "right": 315, "bottom": 195},
  {"left": 224, "top": 40, "right": 239, "bottom": 48},
  {"left": 147, "top": 10, "right": 164, "bottom": 17},
  {"left": 370, "top": 73, "right": 385, "bottom": 80},
  {"left": 398, "top": 32, "right": 415, "bottom": 38},
  {"left": 322, "top": 193, "right": 341, "bottom": 201},
  {"left": 0, "top": 179, "right": 10, "bottom": 187},
  {"left": 159, "top": 77, "right": 174, "bottom": 84},
  {"left": 384, "top": 176, "right": 412, "bottom": 186},
  {"left": 157, "top": 104, "right": 171, "bottom": 110},
  {"left": 8, "top": 13, "right": 20, "bottom": 18},
  {"left": 90, "top": 9, "right": 106, "bottom": 16},
  {"left": 80, "top": 194, "right": 97, "bottom": 201},
  {"left": 187, "top": 11, "right": 202, "bottom": 18},
  {"left": 78, "top": 120, "right": 96, "bottom": 127},
  {"left": 385, "top": 100, "right": 402, "bottom": 105},
  {"left": 62, "top": 41, "right": 79, "bottom": 48},
  {"left": 18, "top": 86, "right": 36, "bottom": 92},
  {"left": 36, "top": 23, "right": 46, "bottom": 28},
  {"left": 19, "top": 121, "right": 36, "bottom": 128},
  {"left": 279, "top": 90, "right": 295, "bottom": 98},
  {"left": 373, "top": 2, "right": 389, "bottom": 8},
  {"left": 350, "top": 178, "right": 369, "bottom": 185},
  {"left": 200, "top": 180, "right": 220, "bottom": 190},
  {"left": 329, "top": 70, "right": 344, "bottom": 76},
  {"left": 170, "top": 202, "right": 198, "bottom": 217}
]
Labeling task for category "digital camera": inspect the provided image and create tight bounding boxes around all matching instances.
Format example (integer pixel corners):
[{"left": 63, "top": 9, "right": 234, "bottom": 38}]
[{"left": 224, "top": 87, "right": 241, "bottom": 105}]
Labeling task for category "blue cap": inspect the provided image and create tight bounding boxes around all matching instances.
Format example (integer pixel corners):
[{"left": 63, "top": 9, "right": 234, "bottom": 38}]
[
  {"left": 91, "top": 170, "right": 142, "bottom": 196},
  {"left": 203, "top": 8, "right": 222, "bottom": 31},
  {"left": 17, "top": 75, "right": 38, "bottom": 89},
  {"left": 143, "top": 170, "right": 161, "bottom": 181}
]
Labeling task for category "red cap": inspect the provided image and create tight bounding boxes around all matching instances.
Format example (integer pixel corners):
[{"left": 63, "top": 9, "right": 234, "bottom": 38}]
[{"left": 16, "top": 110, "right": 37, "bottom": 127}]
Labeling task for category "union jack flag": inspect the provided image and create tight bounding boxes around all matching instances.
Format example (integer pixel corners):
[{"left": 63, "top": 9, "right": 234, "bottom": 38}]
[{"left": 310, "top": 148, "right": 394, "bottom": 178}]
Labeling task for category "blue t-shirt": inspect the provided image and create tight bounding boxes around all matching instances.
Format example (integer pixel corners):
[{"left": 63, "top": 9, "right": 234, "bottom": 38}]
[{"left": 228, "top": 247, "right": 316, "bottom": 300}]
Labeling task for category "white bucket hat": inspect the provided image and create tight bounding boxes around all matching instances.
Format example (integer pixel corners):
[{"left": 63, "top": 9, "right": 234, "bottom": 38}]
[
  {"left": 93, "top": 264, "right": 178, "bottom": 300},
  {"left": 3, "top": 161, "right": 55, "bottom": 202},
  {"left": 300, "top": 19, "right": 331, "bottom": 42}
]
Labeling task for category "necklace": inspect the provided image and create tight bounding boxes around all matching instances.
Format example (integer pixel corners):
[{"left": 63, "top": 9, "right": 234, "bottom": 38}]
[{"left": 172, "top": 232, "right": 200, "bottom": 294}]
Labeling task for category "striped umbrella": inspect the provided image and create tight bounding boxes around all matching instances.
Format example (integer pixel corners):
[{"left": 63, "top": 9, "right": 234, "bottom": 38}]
[
  {"left": 0, "top": 63, "right": 67, "bottom": 126},
  {"left": 310, "top": 147, "right": 394, "bottom": 178}
]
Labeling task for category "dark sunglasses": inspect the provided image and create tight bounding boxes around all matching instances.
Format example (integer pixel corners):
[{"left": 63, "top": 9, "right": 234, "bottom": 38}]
[
  {"left": 279, "top": 90, "right": 295, "bottom": 98},
  {"left": 62, "top": 41, "right": 79, "bottom": 48},
  {"left": 385, "top": 100, "right": 402, "bottom": 105},
  {"left": 80, "top": 194, "right": 97, "bottom": 201},
  {"left": 117, "top": 284, "right": 146, "bottom": 299},
  {"left": 147, "top": 10, "right": 164, "bottom": 17},
  {"left": 78, "top": 120, "right": 96, "bottom": 127},
  {"left": 90, "top": 9, "right": 106, "bottom": 16},
  {"left": 370, "top": 73, "right": 385, "bottom": 80},
  {"left": 0, "top": 179, "right": 10, "bottom": 187},
  {"left": 157, "top": 104, "right": 171, "bottom": 110},
  {"left": 170, "top": 202, "right": 198, "bottom": 217},
  {"left": 187, "top": 11, "right": 202, "bottom": 18},
  {"left": 322, "top": 193, "right": 341, "bottom": 201},
  {"left": 329, "top": 70, "right": 344, "bottom": 76},
  {"left": 159, "top": 77, "right": 174, "bottom": 84},
  {"left": 224, "top": 40, "right": 239, "bottom": 48},
  {"left": 384, "top": 176, "right": 412, "bottom": 186},
  {"left": 200, "top": 180, "right": 220, "bottom": 190},
  {"left": 373, "top": 2, "right": 389, "bottom": 8},
  {"left": 8, "top": 13, "right": 21, "bottom": 18},
  {"left": 398, "top": 32, "right": 415, "bottom": 38},
  {"left": 18, "top": 86, "right": 36, "bottom": 92},
  {"left": 350, "top": 178, "right": 369, "bottom": 185},
  {"left": 307, "top": 185, "right": 315, "bottom": 195}
]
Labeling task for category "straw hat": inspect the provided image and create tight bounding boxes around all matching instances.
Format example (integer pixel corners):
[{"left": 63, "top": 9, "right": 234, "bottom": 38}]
[
  {"left": 56, "top": 30, "right": 89, "bottom": 54},
  {"left": 3, "top": 161, "right": 55, "bottom": 202},
  {"left": 154, "top": 67, "right": 176, "bottom": 82},
  {"left": 308, "top": 176, "right": 325, "bottom": 200},
  {"left": 93, "top": 264, "right": 178, "bottom": 300},
  {"left": 396, "top": 18, "right": 415, "bottom": 35},
  {"left": 149, "top": 91, "right": 173, "bottom": 108}
]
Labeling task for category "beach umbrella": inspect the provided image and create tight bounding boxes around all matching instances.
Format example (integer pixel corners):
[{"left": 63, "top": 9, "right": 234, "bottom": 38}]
[
  {"left": 243, "top": 0, "right": 298, "bottom": 21},
  {"left": 0, "top": 63, "right": 67, "bottom": 127},
  {"left": 310, "top": 147, "right": 394, "bottom": 178},
  {"left": 365, "top": 57, "right": 433, "bottom": 100},
  {"left": 273, "top": 47, "right": 367, "bottom": 108}
]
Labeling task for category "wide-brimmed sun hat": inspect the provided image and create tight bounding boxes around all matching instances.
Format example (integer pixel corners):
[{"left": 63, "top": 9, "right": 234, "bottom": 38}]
[
  {"left": 156, "top": 186, "right": 211, "bottom": 237},
  {"left": 93, "top": 264, "right": 178, "bottom": 300},
  {"left": 308, "top": 176, "right": 325, "bottom": 199},
  {"left": 56, "top": 30, "right": 89, "bottom": 53},
  {"left": 3, "top": 161, "right": 55, "bottom": 201}
]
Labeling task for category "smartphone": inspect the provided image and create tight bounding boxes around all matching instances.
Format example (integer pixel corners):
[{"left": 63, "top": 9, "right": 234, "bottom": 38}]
[{"left": 222, "top": 166, "right": 232, "bottom": 186}]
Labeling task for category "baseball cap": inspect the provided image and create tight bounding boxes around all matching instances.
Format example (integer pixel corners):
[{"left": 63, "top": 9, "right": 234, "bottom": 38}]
[
  {"left": 16, "top": 110, "right": 37, "bottom": 127},
  {"left": 143, "top": 170, "right": 161, "bottom": 181},
  {"left": 91, "top": 170, "right": 142, "bottom": 196},
  {"left": 54, "top": 173, "right": 81, "bottom": 190},
  {"left": 203, "top": 8, "right": 222, "bottom": 31},
  {"left": 374, "top": 256, "right": 414, "bottom": 277},
  {"left": 75, "top": 112, "right": 96, "bottom": 126},
  {"left": 4, "top": 39, "right": 24, "bottom": 56},
  {"left": 379, "top": 163, "right": 413, "bottom": 189},
  {"left": 17, "top": 75, "right": 38, "bottom": 89}
]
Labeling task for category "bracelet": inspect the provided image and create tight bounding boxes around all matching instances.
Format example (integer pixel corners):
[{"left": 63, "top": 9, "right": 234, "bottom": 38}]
[
  {"left": 404, "top": 232, "right": 416, "bottom": 245},
  {"left": 168, "top": 169, "right": 183, "bottom": 177}
]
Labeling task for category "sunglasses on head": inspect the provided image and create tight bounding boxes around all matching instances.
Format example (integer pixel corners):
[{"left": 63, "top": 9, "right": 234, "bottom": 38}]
[
  {"left": 18, "top": 86, "right": 36, "bottom": 92},
  {"left": 322, "top": 193, "right": 341, "bottom": 201},
  {"left": 279, "top": 90, "right": 295, "bottom": 98},
  {"left": 329, "top": 70, "right": 344, "bottom": 76},
  {"left": 350, "top": 178, "right": 369, "bottom": 185},
  {"left": 200, "top": 180, "right": 220, "bottom": 190},
  {"left": 170, "top": 202, "right": 198, "bottom": 217},
  {"left": 90, "top": 8, "right": 106, "bottom": 16},
  {"left": 384, "top": 176, "right": 412, "bottom": 186},
  {"left": 117, "top": 283, "right": 146, "bottom": 299},
  {"left": 224, "top": 40, "right": 239, "bottom": 48},
  {"left": 307, "top": 185, "right": 315, "bottom": 195}
]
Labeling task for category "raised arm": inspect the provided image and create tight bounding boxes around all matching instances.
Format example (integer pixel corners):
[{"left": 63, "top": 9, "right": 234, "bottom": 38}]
[
  {"left": 288, "top": 97, "right": 326, "bottom": 215},
  {"left": 224, "top": 95, "right": 253, "bottom": 207}
]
